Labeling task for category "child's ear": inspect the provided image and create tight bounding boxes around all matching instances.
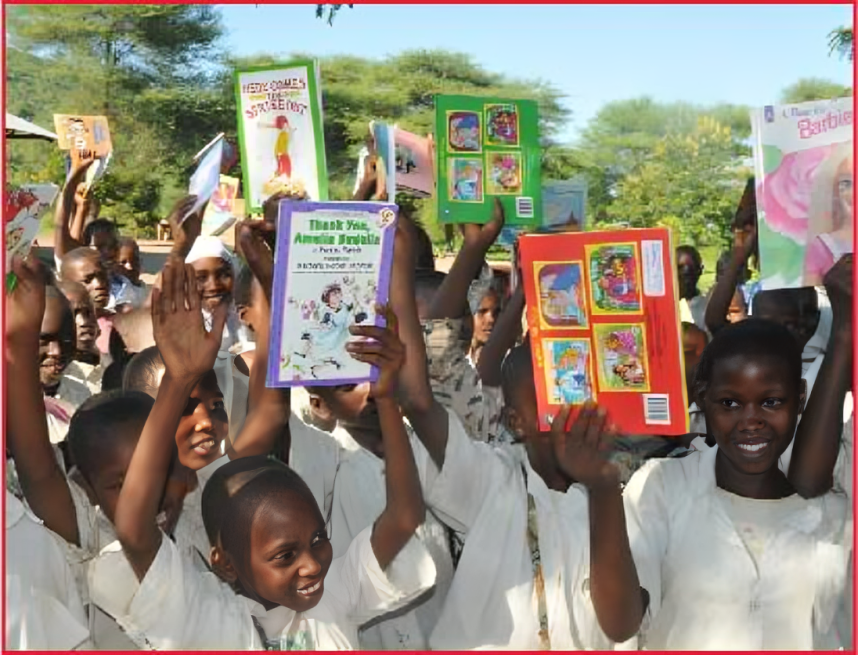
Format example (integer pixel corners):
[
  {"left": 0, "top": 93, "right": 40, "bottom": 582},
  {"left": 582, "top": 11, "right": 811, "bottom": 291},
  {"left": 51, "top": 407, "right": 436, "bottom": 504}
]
[
  {"left": 798, "top": 378, "right": 808, "bottom": 415},
  {"left": 309, "top": 394, "right": 334, "bottom": 424},
  {"left": 209, "top": 546, "right": 238, "bottom": 584}
]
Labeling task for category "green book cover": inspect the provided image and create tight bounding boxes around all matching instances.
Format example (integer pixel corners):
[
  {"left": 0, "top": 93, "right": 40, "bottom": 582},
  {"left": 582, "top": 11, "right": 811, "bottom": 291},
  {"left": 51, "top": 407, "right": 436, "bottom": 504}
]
[
  {"left": 435, "top": 95, "right": 541, "bottom": 226},
  {"left": 234, "top": 60, "right": 329, "bottom": 213}
]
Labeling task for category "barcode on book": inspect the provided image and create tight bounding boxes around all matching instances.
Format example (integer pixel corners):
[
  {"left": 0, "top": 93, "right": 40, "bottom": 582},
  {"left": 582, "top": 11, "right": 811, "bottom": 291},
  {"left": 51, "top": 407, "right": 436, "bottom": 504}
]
[
  {"left": 516, "top": 197, "right": 534, "bottom": 219},
  {"left": 643, "top": 394, "right": 671, "bottom": 425}
]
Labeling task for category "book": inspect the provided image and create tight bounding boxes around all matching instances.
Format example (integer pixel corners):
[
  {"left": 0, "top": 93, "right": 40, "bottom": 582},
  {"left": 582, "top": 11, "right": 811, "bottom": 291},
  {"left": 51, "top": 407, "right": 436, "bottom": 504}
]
[
  {"left": 5, "top": 184, "right": 60, "bottom": 291},
  {"left": 54, "top": 115, "right": 112, "bottom": 196},
  {"left": 193, "top": 133, "right": 238, "bottom": 174},
  {"left": 750, "top": 97, "right": 853, "bottom": 289},
  {"left": 185, "top": 136, "right": 225, "bottom": 222},
  {"left": 234, "top": 61, "right": 328, "bottom": 213},
  {"left": 201, "top": 175, "right": 241, "bottom": 237},
  {"left": 497, "top": 178, "right": 588, "bottom": 247},
  {"left": 355, "top": 124, "right": 435, "bottom": 200},
  {"left": 519, "top": 227, "right": 688, "bottom": 435},
  {"left": 435, "top": 94, "right": 541, "bottom": 226},
  {"left": 371, "top": 121, "right": 397, "bottom": 201},
  {"left": 267, "top": 201, "right": 398, "bottom": 388}
]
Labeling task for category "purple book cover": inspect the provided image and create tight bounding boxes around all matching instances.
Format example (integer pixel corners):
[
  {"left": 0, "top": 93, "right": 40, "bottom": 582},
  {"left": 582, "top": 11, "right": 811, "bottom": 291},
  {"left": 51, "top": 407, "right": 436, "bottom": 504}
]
[{"left": 267, "top": 200, "right": 398, "bottom": 388}]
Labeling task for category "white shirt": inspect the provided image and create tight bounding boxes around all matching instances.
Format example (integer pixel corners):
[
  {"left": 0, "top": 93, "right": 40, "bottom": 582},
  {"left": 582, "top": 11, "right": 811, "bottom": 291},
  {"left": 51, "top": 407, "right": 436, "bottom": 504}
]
[
  {"left": 6, "top": 491, "right": 89, "bottom": 650},
  {"left": 89, "top": 526, "right": 437, "bottom": 650},
  {"left": 57, "top": 360, "right": 104, "bottom": 410},
  {"left": 680, "top": 294, "right": 708, "bottom": 335},
  {"left": 623, "top": 445, "right": 849, "bottom": 650},
  {"left": 329, "top": 425, "right": 452, "bottom": 650},
  {"left": 424, "top": 412, "right": 610, "bottom": 650}
]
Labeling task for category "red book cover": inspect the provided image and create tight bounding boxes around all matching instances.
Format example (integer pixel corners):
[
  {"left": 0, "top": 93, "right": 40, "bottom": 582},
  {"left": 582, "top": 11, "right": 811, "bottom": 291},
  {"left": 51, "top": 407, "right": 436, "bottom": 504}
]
[{"left": 519, "top": 227, "right": 689, "bottom": 435}]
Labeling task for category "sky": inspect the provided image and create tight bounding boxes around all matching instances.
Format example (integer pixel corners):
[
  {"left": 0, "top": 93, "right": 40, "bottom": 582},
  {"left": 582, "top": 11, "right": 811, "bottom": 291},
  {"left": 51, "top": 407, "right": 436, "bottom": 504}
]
[{"left": 221, "top": 4, "right": 853, "bottom": 143}]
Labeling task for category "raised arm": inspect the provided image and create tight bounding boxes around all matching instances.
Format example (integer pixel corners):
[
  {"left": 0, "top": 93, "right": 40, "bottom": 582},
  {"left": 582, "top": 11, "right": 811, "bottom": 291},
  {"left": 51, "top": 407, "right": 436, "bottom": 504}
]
[
  {"left": 477, "top": 283, "right": 524, "bottom": 387},
  {"left": 347, "top": 307, "right": 425, "bottom": 569},
  {"left": 114, "top": 259, "right": 226, "bottom": 580},
  {"left": 388, "top": 218, "right": 450, "bottom": 468},
  {"left": 552, "top": 404, "right": 646, "bottom": 643},
  {"left": 167, "top": 195, "right": 202, "bottom": 260},
  {"left": 425, "top": 199, "right": 505, "bottom": 320},
  {"left": 53, "top": 154, "right": 95, "bottom": 259},
  {"left": 788, "top": 255, "right": 853, "bottom": 498},
  {"left": 5, "top": 257, "right": 79, "bottom": 545}
]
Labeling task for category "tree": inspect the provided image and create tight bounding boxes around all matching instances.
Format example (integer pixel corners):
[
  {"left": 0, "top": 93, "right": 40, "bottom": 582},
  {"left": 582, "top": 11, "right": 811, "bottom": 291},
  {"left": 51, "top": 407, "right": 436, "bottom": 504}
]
[
  {"left": 779, "top": 78, "right": 852, "bottom": 104},
  {"left": 315, "top": 4, "right": 353, "bottom": 25},
  {"left": 829, "top": 26, "right": 854, "bottom": 61},
  {"left": 600, "top": 116, "right": 749, "bottom": 248}
]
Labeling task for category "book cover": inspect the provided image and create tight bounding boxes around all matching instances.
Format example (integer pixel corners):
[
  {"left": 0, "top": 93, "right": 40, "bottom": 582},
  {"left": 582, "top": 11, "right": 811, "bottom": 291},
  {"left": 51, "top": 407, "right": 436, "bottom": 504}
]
[
  {"left": 498, "top": 178, "right": 588, "bottom": 247},
  {"left": 435, "top": 95, "right": 541, "bottom": 226},
  {"left": 371, "top": 121, "right": 397, "bottom": 201},
  {"left": 201, "top": 175, "right": 241, "bottom": 237},
  {"left": 53, "top": 115, "right": 112, "bottom": 159},
  {"left": 234, "top": 61, "right": 328, "bottom": 213},
  {"left": 394, "top": 127, "right": 434, "bottom": 197},
  {"left": 5, "top": 184, "right": 60, "bottom": 290},
  {"left": 186, "top": 137, "right": 224, "bottom": 222},
  {"left": 519, "top": 227, "right": 688, "bottom": 435},
  {"left": 751, "top": 97, "right": 853, "bottom": 289},
  {"left": 268, "top": 201, "right": 398, "bottom": 388}
]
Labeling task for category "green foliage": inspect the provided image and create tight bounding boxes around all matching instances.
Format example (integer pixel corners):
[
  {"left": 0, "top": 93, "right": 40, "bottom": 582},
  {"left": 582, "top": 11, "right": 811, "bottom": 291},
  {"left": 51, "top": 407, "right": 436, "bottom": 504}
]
[
  {"left": 315, "top": 4, "right": 353, "bottom": 26},
  {"left": 829, "top": 26, "right": 854, "bottom": 61},
  {"left": 779, "top": 78, "right": 852, "bottom": 104}
]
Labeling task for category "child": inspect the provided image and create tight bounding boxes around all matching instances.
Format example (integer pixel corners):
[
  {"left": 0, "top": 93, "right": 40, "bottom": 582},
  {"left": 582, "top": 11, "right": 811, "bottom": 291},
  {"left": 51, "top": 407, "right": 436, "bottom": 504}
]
[
  {"left": 619, "top": 318, "right": 849, "bottom": 649},
  {"left": 391, "top": 219, "right": 643, "bottom": 649},
  {"left": 60, "top": 247, "right": 113, "bottom": 354},
  {"left": 676, "top": 245, "right": 707, "bottom": 331},
  {"left": 6, "top": 490, "right": 89, "bottom": 650},
  {"left": 682, "top": 322, "right": 708, "bottom": 432},
  {"left": 89, "top": 267, "right": 436, "bottom": 649},
  {"left": 56, "top": 280, "right": 104, "bottom": 411}
]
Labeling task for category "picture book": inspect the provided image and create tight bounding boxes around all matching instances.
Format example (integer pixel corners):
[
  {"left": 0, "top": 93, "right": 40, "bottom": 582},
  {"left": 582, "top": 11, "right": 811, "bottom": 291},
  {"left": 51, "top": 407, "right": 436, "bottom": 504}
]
[
  {"left": 55, "top": 115, "right": 112, "bottom": 196},
  {"left": 750, "top": 96, "right": 853, "bottom": 289},
  {"left": 194, "top": 133, "right": 238, "bottom": 174},
  {"left": 201, "top": 175, "right": 241, "bottom": 237},
  {"left": 497, "top": 178, "right": 589, "bottom": 247},
  {"left": 435, "top": 95, "right": 542, "bottom": 226},
  {"left": 370, "top": 121, "right": 397, "bottom": 201},
  {"left": 394, "top": 127, "right": 434, "bottom": 197},
  {"left": 186, "top": 137, "right": 224, "bottom": 222},
  {"left": 234, "top": 61, "right": 328, "bottom": 213},
  {"left": 5, "top": 184, "right": 60, "bottom": 291},
  {"left": 519, "top": 227, "right": 688, "bottom": 435},
  {"left": 268, "top": 201, "right": 398, "bottom": 388}
]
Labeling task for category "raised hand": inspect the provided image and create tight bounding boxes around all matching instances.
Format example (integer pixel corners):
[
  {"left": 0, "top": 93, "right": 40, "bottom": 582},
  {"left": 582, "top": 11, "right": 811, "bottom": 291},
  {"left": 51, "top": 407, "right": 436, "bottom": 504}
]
[
  {"left": 151, "top": 256, "right": 226, "bottom": 383},
  {"left": 167, "top": 195, "right": 201, "bottom": 257},
  {"left": 6, "top": 256, "right": 47, "bottom": 342},
  {"left": 824, "top": 254, "right": 852, "bottom": 334},
  {"left": 346, "top": 305, "right": 406, "bottom": 399},
  {"left": 551, "top": 403, "right": 621, "bottom": 491},
  {"left": 238, "top": 220, "right": 276, "bottom": 302},
  {"left": 461, "top": 197, "right": 505, "bottom": 250}
]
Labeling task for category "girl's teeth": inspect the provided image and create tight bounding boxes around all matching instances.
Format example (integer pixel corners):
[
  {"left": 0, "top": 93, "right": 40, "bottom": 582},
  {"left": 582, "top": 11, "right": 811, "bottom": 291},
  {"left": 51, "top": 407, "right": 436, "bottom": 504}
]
[
  {"left": 298, "top": 581, "right": 320, "bottom": 596},
  {"left": 738, "top": 442, "right": 766, "bottom": 453}
]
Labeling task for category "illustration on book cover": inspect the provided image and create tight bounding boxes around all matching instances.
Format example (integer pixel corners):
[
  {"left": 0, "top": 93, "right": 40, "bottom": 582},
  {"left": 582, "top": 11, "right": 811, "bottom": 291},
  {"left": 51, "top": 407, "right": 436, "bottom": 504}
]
[
  {"left": 447, "top": 111, "right": 481, "bottom": 153},
  {"left": 587, "top": 243, "right": 642, "bottom": 313},
  {"left": 449, "top": 158, "right": 484, "bottom": 202},
  {"left": 593, "top": 323, "right": 649, "bottom": 392},
  {"left": 485, "top": 104, "right": 519, "bottom": 147},
  {"left": 536, "top": 262, "right": 587, "bottom": 328},
  {"left": 542, "top": 338, "right": 593, "bottom": 406}
]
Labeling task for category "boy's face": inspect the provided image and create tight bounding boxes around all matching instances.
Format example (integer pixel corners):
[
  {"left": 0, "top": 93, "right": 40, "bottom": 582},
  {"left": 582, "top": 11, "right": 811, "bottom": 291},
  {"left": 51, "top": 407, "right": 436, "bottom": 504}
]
[
  {"left": 118, "top": 244, "right": 141, "bottom": 285},
  {"left": 239, "top": 489, "right": 333, "bottom": 612},
  {"left": 472, "top": 290, "right": 500, "bottom": 346},
  {"left": 311, "top": 384, "right": 381, "bottom": 452},
  {"left": 39, "top": 296, "right": 75, "bottom": 390},
  {"left": 90, "top": 231, "right": 119, "bottom": 270},
  {"left": 682, "top": 328, "right": 707, "bottom": 401},
  {"left": 63, "top": 286, "right": 100, "bottom": 354},
  {"left": 701, "top": 354, "right": 803, "bottom": 477},
  {"left": 193, "top": 257, "right": 234, "bottom": 312},
  {"left": 66, "top": 255, "right": 110, "bottom": 310},
  {"left": 236, "top": 278, "right": 267, "bottom": 335},
  {"left": 90, "top": 437, "right": 188, "bottom": 536},
  {"left": 676, "top": 252, "right": 702, "bottom": 299},
  {"left": 175, "top": 370, "right": 229, "bottom": 470}
]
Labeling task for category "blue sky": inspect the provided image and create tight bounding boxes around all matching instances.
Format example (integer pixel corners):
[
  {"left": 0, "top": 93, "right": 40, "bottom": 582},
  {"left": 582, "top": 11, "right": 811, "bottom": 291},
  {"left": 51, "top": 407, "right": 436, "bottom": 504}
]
[{"left": 219, "top": 4, "right": 853, "bottom": 143}]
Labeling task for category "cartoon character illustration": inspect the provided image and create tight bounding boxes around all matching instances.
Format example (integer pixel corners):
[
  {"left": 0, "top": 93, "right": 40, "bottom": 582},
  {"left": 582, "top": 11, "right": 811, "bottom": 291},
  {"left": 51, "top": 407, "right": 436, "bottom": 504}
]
[
  {"left": 485, "top": 105, "right": 519, "bottom": 146},
  {"left": 487, "top": 153, "right": 522, "bottom": 195},
  {"left": 448, "top": 112, "right": 480, "bottom": 152},
  {"left": 595, "top": 326, "right": 648, "bottom": 391},
  {"left": 211, "top": 180, "right": 237, "bottom": 214},
  {"left": 294, "top": 281, "right": 369, "bottom": 379},
  {"left": 546, "top": 340, "right": 591, "bottom": 405},
  {"left": 450, "top": 160, "right": 483, "bottom": 202},
  {"left": 263, "top": 115, "right": 296, "bottom": 179},
  {"left": 538, "top": 263, "right": 587, "bottom": 328},
  {"left": 590, "top": 245, "right": 641, "bottom": 312},
  {"left": 395, "top": 144, "right": 417, "bottom": 174}
]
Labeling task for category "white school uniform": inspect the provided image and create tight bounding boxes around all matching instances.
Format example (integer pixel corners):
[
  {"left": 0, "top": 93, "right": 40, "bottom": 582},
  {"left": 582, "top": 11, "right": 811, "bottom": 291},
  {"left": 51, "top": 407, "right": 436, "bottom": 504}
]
[
  {"left": 6, "top": 491, "right": 90, "bottom": 650},
  {"left": 89, "top": 526, "right": 437, "bottom": 650},
  {"left": 423, "top": 410, "right": 610, "bottom": 650},
  {"left": 329, "top": 426, "right": 452, "bottom": 650},
  {"left": 623, "top": 445, "right": 849, "bottom": 650}
]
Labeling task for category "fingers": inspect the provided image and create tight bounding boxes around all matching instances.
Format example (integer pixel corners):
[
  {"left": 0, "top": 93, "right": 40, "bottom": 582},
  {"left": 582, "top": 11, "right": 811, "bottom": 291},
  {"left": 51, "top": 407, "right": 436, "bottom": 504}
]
[
  {"left": 185, "top": 264, "right": 200, "bottom": 313},
  {"left": 151, "top": 287, "right": 163, "bottom": 325},
  {"left": 551, "top": 405, "right": 572, "bottom": 435},
  {"left": 171, "top": 257, "right": 185, "bottom": 312},
  {"left": 161, "top": 261, "right": 175, "bottom": 314},
  {"left": 584, "top": 406, "right": 608, "bottom": 451},
  {"left": 208, "top": 301, "right": 229, "bottom": 345}
]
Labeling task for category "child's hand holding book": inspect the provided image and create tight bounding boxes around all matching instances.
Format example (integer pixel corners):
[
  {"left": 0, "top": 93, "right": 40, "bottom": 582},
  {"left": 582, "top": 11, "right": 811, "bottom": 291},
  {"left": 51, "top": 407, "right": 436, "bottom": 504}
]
[{"left": 346, "top": 304, "right": 404, "bottom": 400}]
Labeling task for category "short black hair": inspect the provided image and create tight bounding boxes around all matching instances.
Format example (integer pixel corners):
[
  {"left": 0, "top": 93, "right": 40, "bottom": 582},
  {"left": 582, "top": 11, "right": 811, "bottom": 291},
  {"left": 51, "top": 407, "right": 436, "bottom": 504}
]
[
  {"left": 117, "top": 237, "right": 140, "bottom": 254},
  {"left": 501, "top": 338, "right": 535, "bottom": 407},
  {"left": 60, "top": 247, "right": 102, "bottom": 279},
  {"left": 202, "top": 456, "right": 318, "bottom": 562},
  {"left": 67, "top": 390, "right": 154, "bottom": 484},
  {"left": 676, "top": 245, "right": 703, "bottom": 269},
  {"left": 682, "top": 321, "right": 709, "bottom": 345},
  {"left": 122, "top": 346, "right": 165, "bottom": 399},
  {"left": 692, "top": 318, "right": 802, "bottom": 402},
  {"left": 83, "top": 219, "right": 118, "bottom": 246}
]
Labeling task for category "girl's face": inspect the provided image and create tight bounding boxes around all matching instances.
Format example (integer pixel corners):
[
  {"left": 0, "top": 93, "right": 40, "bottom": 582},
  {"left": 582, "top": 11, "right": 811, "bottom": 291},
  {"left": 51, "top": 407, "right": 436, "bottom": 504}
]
[
  {"left": 240, "top": 489, "right": 333, "bottom": 612},
  {"left": 835, "top": 157, "right": 853, "bottom": 230},
  {"left": 193, "top": 257, "right": 234, "bottom": 312},
  {"left": 327, "top": 290, "right": 342, "bottom": 309},
  {"left": 118, "top": 245, "right": 141, "bottom": 285},
  {"left": 472, "top": 290, "right": 500, "bottom": 346},
  {"left": 701, "top": 354, "right": 804, "bottom": 479},
  {"left": 175, "top": 371, "right": 229, "bottom": 470}
]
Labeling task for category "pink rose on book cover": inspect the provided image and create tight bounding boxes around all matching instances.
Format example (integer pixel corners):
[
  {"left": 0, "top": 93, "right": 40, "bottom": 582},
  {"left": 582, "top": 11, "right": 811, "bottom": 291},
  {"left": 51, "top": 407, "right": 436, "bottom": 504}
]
[{"left": 761, "top": 145, "right": 834, "bottom": 243}]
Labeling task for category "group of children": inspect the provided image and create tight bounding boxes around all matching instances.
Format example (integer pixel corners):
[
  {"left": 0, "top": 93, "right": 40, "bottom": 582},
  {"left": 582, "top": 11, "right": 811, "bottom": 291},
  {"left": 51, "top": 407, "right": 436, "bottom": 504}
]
[{"left": 5, "top": 160, "right": 854, "bottom": 651}]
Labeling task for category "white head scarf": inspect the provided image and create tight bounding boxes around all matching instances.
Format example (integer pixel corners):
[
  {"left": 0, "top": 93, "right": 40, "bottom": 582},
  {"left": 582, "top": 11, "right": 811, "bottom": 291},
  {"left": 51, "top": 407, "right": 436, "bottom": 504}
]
[
  {"left": 467, "top": 264, "right": 497, "bottom": 315},
  {"left": 184, "top": 236, "right": 240, "bottom": 352}
]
